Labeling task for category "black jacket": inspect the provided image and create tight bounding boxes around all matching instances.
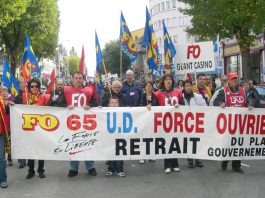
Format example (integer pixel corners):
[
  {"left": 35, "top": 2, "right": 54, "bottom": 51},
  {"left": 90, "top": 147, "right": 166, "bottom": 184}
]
[
  {"left": 140, "top": 92, "right": 159, "bottom": 106},
  {"left": 48, "top": 90, "right": 67, "bottom": 107},
  {"left": 102, "top": 91, "right": 128, "bottom": 107}
]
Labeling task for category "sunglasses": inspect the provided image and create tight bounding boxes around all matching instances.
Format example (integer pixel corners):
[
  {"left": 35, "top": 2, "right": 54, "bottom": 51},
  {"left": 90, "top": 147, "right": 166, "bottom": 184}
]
[{"left": 30, "top": 85, "right": 39, "bottom": 88}]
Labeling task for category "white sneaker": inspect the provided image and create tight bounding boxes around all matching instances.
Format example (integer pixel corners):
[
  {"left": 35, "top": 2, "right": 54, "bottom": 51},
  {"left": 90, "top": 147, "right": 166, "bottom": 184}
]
[
  {"left": 116, "top": 172, "right": 126, "bottom": 177},
  {"left": 105, "top": 171, "right": 113, "bottom": 176},
  {"left": 173, "top": 167, "right": 180, "bottom": 172},
  {"left": 139, "top": 160, "right": 145, "bottom": 164},
  {"left": 165, "top": 168, "right": 171, "bottom": 174}
]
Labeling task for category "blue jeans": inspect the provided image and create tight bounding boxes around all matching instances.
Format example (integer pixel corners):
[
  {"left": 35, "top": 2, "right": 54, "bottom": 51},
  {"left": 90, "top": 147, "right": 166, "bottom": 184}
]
[
  {"left": 0, "top": 134, "right": 7, "bottom": 183},
  {"left": 70, "top": 161, "right": 94, "bottom": 171}
]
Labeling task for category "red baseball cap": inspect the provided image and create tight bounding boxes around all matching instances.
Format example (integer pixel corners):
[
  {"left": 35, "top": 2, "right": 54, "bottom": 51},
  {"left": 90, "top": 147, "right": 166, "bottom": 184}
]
[{"left": 227, "top": 72, "right": 238, "bottom": 80}]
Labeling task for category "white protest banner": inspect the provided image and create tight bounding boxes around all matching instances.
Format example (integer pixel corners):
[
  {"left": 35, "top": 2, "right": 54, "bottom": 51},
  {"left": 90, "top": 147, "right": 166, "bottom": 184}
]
[
  {"left": 174, "top": 41, "right": 215, "bottom": 74},
  {"left": 11, "top": 105, "right": 265, "bottom": 161}
]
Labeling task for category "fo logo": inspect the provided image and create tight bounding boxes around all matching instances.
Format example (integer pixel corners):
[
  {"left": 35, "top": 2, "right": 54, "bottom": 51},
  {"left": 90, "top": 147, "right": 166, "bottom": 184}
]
[
  {"left": 72, "top": 93, "right": 87, "bottom": 107},
  {"left": 230, "top": 96, "right": 244, "bottom": 104}
]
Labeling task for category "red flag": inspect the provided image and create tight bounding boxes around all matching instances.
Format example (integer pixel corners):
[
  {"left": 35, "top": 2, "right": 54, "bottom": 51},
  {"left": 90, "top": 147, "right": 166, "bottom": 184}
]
[
  {"left": 79, "top": 46, "right": 86, "bottom": 75},
  {"left": 187, "top": 73, "right": 193, "bottom": 82},
  {"left": 47, "top": 69, "right": 55, "bottom": 94}
]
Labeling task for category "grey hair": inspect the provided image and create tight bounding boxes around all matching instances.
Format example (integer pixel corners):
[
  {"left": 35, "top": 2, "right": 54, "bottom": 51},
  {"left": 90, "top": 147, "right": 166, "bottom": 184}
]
[{"left": 126, "top": 69, "right": 134, "bottom": 75}]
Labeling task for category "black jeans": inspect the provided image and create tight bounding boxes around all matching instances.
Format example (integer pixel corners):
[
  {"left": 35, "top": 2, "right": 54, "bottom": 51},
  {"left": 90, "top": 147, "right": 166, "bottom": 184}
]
[
  {"left": 28, "top": 160, "right": 45, "bottom": 174},
  {"left": 107, "top": 161, "right": 124, "bottom": 172},
  {"left": 164, "top": 158, "right": 179, "bottom": 169},
  {"left": 222, "top": 160, "right": 241, "bottom": 170}
]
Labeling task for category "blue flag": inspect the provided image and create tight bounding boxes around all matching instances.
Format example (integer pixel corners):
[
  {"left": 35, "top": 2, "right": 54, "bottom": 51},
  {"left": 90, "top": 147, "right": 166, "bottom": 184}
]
[
  {"left": 2, "top": 60, "right": 20, "bottom": 96},
  {"left": 163, "top": 21, "right": 176, "bottom": 74},
  {"left": 22, "top": 33, "right": 41, "bottom": 80},
  {"left": 95, "top": 31, "right": 103, "bottom": 95},
  {"left": 120, "top": 11, "right": 137, "bottom": 62},
  {"left": 142, "top": 7, "right": 160, "bottom": 71}
]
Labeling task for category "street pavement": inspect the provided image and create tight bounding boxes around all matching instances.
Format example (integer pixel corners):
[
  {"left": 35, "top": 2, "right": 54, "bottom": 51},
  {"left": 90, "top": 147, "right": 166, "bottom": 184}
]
[{"left": 1, "top": 159, "right": 265, "bottom": 198}]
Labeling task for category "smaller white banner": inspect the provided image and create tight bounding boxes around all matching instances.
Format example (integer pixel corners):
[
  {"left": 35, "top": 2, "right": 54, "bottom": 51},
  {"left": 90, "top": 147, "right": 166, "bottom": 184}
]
[{"left": 174, "top": 41, "right": 215, "bottom": 74}]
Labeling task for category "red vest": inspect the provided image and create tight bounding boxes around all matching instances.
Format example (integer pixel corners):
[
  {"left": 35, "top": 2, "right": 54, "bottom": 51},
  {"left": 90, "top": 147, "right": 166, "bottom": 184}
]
[
  {"left": 155, "top": 88, "right": 183, "bottom": 106},
  {"left": 224, "top": 86, "right": 246, "bottom": 107},
  {"left": 22, "top": 94, "right": 50, "bottom": 106},
  {"left": 64, "top": 86, "right": 93, "bottom": 107}
]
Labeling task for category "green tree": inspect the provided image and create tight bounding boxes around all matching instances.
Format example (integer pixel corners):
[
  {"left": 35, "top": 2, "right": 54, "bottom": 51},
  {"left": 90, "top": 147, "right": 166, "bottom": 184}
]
[
  {"left": 102, "top": 39, "right": 131, "bottom": 75},
  {"left": 68, "top": 55, "right": 80, "bottom": 75},
  {"left": 179, "top": 0, "right": 265, "bottom": 80},
  {"left": 0, "top": 0, "right": 30, "bottom": 28},
  {"left": 0, "top": 0, "right": 59, "bottom": 74}
]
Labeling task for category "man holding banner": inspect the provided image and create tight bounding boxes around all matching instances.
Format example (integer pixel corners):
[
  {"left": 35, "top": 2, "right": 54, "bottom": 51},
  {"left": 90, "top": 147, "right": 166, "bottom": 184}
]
[
  {"left": 213, "top": 72, "right": 251, "bottom": 173},
  {"left": 63, "top": 71, "right": 98, "bottom": 177}
]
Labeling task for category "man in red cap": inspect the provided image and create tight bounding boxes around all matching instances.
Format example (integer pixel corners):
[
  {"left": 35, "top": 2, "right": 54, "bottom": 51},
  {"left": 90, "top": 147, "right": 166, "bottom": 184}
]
[{"left": 212, "top": 72, "right": 252, "bottom": 173}]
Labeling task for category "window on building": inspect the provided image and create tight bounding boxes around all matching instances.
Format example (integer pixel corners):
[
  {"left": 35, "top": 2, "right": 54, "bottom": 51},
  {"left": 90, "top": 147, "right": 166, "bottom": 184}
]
[
  {"left": 172, "top": 0, "right": 176, "bottom": 8},
  {"left": 159, "top": 37, "right": 162, "bottom": 46},
  {"left": 178, "top": 16, "right": 184, "bottom": 26},
  {"left": 226, "top": 55, "right": 240, "bottom": 73},
  {"left": 161, "top": 2, "right": 165, "bottom": 11},
  {"left": 158, "top": 3, "right": 160, "bottom": 12},
  {"left": 172, "top": 17, "right": 177, "bottom": 26},
  {"left": 166, "top": 1, "right": 170, "bottom": 9},
  {"left": 158, "top": 20, "right": 161, "bottom": 29}
]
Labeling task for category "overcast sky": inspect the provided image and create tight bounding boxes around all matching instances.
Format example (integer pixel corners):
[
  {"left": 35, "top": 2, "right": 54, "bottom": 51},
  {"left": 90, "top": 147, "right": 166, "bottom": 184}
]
[{"left": 58, "top": 0, "right": 149, "bottom": 76}]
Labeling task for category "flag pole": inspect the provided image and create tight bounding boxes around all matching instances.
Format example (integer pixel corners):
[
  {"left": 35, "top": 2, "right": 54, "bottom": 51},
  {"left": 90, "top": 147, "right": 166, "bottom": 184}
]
[
  {"left": 102, "top": 60, "right": 112, "bottom": 97},
  {"left": 119, "top": 38, "right": 123, "bottom": 81},
  {"left": 53, "top": 67, "right": 56, "bottom": 97}
]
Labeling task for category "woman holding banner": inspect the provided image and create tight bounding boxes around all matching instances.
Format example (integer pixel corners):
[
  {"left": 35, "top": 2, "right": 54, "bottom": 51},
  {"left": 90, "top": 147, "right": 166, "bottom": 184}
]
[
  {"left": 139, "top": 81, "right": 159, "bottom": 164},
  {"left": 155, "top": 74, "right": 184, "bottom": 174},
  {"left": 10, "top": 78, "right": 50, "bottom": 179},
  {"left": 182, "top": 80, "right": 206, "bottom": 168}
]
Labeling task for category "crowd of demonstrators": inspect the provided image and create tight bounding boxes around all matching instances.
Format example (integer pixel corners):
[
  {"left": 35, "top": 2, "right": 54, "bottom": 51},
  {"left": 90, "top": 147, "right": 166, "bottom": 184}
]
[{"left": 0, "top": 68, "right": 263, "bottom": 189}]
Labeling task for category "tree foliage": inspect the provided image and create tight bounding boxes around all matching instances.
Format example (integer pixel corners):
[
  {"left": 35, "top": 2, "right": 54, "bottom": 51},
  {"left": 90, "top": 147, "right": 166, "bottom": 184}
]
[
  {"left": 68, "top": 55, "right": 80, "bottom": 75},
  {"left": 102, "top": 39, "right": 131, "bottom": 75},
  {"left": 0, "top": 0, "right": 30, "bottom": 27},
  {"left": 0, "top": 0, "right": 60, "bottom": 73},
  {"left": 179, "top": 0, "right": 265, "bottom": 79}
]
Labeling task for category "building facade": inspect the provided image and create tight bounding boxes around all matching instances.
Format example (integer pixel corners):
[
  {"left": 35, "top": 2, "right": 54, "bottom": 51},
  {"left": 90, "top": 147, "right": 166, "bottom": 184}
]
[
  {"left": 150, "top": 0, "right": 194, "bottom": 65},
  {"left": 222, "top": 35, "right": 265, "bottom": 84}
]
